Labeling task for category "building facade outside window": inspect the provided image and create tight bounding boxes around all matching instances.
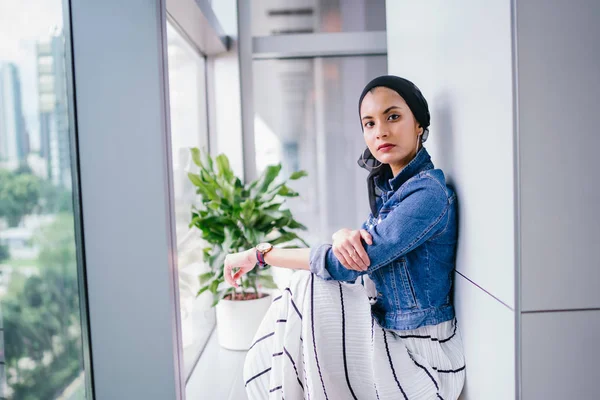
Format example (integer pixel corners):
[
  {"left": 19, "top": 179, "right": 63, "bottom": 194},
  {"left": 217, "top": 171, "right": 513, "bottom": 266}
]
[{"left": 0, "top": 1, "right": 91, "bottom": 398}]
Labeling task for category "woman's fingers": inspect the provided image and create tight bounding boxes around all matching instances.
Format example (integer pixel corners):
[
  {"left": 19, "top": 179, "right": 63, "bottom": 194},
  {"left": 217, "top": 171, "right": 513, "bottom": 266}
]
[
  {"left": 224, "top": 263, "right": 236, "bottom": 287},
  {"left": 360, "top": 229, "right": 373, "bottom": 245},
  {"left": 232, "top": 268, "right": 245, "bottom": 283},
  {"left": 342, "top": 244, "right": 367, "bottom": 271},
  {"left": 332, "top": 229, "right": 373, "bottom": 271},
  {"left": 333, "top": 247, "right": 358, "bottom": 271},
  {"left": 349, "top": 234, "right": 370, "bottom": 268},
  {"left": 224, "top": 256, "right": 243, "bottom": 288}
]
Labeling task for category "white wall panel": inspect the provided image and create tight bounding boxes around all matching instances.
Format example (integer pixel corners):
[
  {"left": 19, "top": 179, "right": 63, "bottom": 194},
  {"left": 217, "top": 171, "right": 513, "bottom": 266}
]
[{"left": 455, "top": 274, "right": 515, "bottom": 400}]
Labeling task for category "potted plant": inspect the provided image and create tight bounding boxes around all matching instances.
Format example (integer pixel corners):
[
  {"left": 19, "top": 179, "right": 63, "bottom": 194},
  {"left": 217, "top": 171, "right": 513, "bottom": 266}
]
[{"left": 187, "top": 148, "right": 308, "bottom": 350}]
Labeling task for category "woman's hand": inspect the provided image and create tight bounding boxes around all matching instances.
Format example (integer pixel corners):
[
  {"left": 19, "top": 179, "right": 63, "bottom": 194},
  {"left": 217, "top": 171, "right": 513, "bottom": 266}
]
[
  {"left": 332, "top": 228, "right": 373, "bottom": 271},
  {"left": 223, "top": 249, "right": 257, "bottom": 288}
]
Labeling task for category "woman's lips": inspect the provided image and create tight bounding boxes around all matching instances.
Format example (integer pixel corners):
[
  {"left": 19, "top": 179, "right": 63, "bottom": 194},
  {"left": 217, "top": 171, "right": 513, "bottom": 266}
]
[{"left": 378, "top": 144, "right": 395, "bottom": 152}]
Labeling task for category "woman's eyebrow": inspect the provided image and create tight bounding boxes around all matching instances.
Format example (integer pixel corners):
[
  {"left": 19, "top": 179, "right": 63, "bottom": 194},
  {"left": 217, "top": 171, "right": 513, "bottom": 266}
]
[
  {"left": 361, "top": 105, "right": 402, "bottom": 121},
  {"left": 383, "top": 105, "right": 401, "bottom": 114}
]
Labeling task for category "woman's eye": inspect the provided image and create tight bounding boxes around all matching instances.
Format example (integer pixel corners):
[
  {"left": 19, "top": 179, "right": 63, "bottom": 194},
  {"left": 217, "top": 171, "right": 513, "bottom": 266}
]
[
  {"left": 388, "top": 114, "right": 400, "bottom": 121},
  {"left": 364, "top": 121, "right": 374, "bottom": 128}
]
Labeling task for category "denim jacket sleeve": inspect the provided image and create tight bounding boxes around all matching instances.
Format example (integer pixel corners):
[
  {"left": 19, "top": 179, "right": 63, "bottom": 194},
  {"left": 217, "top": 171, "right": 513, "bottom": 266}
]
[{"left": 309, "top": 175, "right": 450, "bottom": 282}]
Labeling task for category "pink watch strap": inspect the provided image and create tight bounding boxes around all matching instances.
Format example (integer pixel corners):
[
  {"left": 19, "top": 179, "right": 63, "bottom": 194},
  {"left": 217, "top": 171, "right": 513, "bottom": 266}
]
[{"left": 256, "top": 249, "right": 267, "bottom": 267}]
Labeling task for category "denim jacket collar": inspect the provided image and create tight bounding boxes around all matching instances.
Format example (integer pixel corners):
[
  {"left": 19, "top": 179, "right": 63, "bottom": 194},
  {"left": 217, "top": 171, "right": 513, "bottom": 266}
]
[{"left": 376, "top": 147, "right": 434, "bottom": 193}]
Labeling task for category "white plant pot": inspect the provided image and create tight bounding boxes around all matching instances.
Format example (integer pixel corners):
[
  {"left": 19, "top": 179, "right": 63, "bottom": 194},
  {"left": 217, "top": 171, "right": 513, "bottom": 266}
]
[{"left": 215, "top": 293, "right": 272, "bottom": 351}]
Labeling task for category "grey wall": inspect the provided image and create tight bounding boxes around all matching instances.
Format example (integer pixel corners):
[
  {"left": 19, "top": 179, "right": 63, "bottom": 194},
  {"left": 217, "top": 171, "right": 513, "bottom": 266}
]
[
  {"left": 386, "top": 1, "right": 517, "bottom": 398},
  {"left": 517, "top": 0, "right": 600, "bottom": 398},
  {"left": 70, "top": 1, "right": 184, "bottom": 398},
  {"left": 517, "top": 0, "right": 600, "bottom": 311}
]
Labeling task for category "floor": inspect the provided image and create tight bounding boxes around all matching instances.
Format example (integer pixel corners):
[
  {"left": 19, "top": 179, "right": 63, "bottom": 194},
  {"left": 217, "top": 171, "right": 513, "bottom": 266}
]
[
  {"left": 186, "top": 327, "right": 248, "bottom": 400},
  {"left": 186, "top": 274, "right": 291, "bottom": 399}
]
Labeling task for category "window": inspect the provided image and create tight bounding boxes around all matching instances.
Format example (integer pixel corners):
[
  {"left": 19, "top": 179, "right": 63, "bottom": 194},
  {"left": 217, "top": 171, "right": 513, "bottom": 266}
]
[
  {"left": 0, "top": 1, "right": 90, "bottom": 398},
  {"left": 165, "top": 20, "right": 214, "bottom": 378},
  {"left": 253, "top": 56, "right": 387, "bottom": 245}
]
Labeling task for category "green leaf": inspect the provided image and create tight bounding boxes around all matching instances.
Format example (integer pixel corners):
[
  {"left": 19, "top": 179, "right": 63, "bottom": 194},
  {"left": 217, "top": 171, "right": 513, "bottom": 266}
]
[
  {"left": 190, "top": 147, "right": 202, "bottom": 168},
  {"left": 287, "top": 219, "right": 307, "bottom": 230},
  {"left": 222, "top": 227, "right": 235, "bottom": 253},
  {"left": 240, "top": 199, "right": 256, "bottom": 221},
  {"left": 277, "top": 185, "right": 299, "bottom": 197},
  {"left": 208, "top": 279, "right": 220, "bottom": 294},
  {"left": 207, "top": 202, "right": 221, "bottom": 211},
  {"left": 205, "top": 150, "right": 214, "bottom": 172},
  {"left": 216, "top": 154, "right": 234, "bottom": 182},
  {"left": 212, "top": 292, "right": 224, "bottom": 307},
  {"left": 198, "top": 272, "right": 214, "bottom": 285},
  {"left": 197, "top": 284, "right": 211, "bottom": 297},
  {"left": 289, "top": 170, "right": 308, "bottom": 180},
  {"left": 241, "top": 278, "right": 250, "bottom": 289},
  {"left": 188, "top": 172, "right": 202, "bottom": 186},
  {"left": 258, "top": 164, "right": 282, "bottom": 193},
  {"left": 261, "top": 202, "right": 283, "bottom": 211}
]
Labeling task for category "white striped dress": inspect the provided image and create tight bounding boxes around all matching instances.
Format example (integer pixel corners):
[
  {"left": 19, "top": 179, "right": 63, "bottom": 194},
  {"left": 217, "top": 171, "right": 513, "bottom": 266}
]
[{"left": 243, "top": 270, "right": 465, "bottom": 400}]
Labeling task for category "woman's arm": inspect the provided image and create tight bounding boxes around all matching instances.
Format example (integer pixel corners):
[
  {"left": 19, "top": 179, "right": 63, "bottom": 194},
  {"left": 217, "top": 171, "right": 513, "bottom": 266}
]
[
  {"left": 263, "top": 248, "right": 311, "bottom": 271},
  {"left": 223, "top": 247, "right": 311, "bottom": 288},
  {"left": 311, "top": 175, "right": 451, "bottom": 282},
  {"left": 225, "top": 175, "right": 450, "bottom": 286}
]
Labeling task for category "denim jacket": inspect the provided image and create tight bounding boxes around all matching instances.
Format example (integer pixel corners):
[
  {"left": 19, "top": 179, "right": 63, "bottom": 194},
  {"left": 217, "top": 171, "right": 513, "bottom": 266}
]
[{"left": 309, "top": 148, "right": 457, "bottom": 331}]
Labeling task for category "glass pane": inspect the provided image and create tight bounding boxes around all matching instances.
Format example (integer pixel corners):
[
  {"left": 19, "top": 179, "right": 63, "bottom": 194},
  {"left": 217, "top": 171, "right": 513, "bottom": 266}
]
[
  {"left": 165, "top": 21, "right": 214, "bottom": 378},
  {"left": 0, "top": 1, "right": 89, "bottom": 398},
  {"left": 251, "top": 0, "right": 386, "bottom": 36},
  {"left": 253, "top": 56, "right": 387, "bottom": 247}
]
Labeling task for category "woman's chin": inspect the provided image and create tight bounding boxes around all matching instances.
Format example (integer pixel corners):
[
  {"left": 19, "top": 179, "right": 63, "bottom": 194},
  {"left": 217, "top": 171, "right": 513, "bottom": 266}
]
[{"left": 378, "top": 154, "right": 404, "bottom": 165}]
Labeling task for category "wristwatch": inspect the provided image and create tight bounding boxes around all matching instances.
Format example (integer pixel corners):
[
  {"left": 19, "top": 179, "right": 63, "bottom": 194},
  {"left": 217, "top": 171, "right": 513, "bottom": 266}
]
[{"left": 255, "top": 242, "right": 274, "bottom": 268}]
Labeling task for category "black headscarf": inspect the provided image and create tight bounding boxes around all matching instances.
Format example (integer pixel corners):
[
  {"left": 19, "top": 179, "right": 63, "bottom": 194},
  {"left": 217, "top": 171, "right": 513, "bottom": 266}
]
[{"left": 356, "top": 75, "right": 431, "bottom": 216}]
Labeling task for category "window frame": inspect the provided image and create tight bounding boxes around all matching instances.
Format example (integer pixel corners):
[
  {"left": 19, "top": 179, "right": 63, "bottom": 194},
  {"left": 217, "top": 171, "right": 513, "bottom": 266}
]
[{"left": 237, "top": 0, "right": 387, "bottom": 182}]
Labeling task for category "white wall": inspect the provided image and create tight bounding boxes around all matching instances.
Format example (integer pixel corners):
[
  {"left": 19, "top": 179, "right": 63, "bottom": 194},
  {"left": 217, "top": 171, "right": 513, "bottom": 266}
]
[
  {"left": 387, "top": 0, "right": 600, "bottom": 398},
  {"left": 386, "top": 1, "right": 517, "bottom": 398}
]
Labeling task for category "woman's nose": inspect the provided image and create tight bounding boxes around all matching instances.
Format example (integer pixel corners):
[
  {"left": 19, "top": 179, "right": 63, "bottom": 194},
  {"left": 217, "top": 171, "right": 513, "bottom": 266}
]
[{"left": 376, "top": 129, "right": 389, "bottom": 138}]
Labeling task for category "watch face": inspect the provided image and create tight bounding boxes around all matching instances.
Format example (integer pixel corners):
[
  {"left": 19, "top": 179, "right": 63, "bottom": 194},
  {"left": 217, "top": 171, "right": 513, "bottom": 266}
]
[{"left": 256, "top": 242, "right": 272, "bottom": 252}]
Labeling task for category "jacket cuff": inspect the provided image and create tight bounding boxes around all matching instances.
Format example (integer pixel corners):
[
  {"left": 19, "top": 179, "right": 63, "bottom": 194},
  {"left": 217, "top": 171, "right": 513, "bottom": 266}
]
[{"left": 309, "top": 244, "right": 334, "bottom": 280}]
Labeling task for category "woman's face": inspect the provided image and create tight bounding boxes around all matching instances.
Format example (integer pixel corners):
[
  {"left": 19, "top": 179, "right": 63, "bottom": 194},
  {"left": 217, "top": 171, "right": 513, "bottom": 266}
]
[{"left": 360, "top": 87, "right": 422, "bottom": 176}]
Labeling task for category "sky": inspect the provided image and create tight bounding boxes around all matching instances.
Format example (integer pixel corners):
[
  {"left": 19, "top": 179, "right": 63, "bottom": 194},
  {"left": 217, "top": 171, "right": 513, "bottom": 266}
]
[{"left": 0, "top": 0, "right": 64, "bottom": 151}]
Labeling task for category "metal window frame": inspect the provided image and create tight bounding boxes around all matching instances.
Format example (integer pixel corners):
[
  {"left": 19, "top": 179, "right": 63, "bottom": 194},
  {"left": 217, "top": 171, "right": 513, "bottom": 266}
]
[
  {"left": 63, "top": 0, "right": 95, "bottom": 397},
  {"left": 166, "top": 0, "right": 230, "bottom": 55},
  {"left": 164, "top": 0, "right": 234, "bottom": 382},
  {"left": 252, "top": 31, "right": 387, "bottom": 60},
  {"left": 164, "top": 19, "right": 214, "bottom": 382},
  {"left": 237, "top": 0, "right": 256, "bottom": 182},
  {"left": 237, "top": 0, "right": 387, "bottom": 182}
]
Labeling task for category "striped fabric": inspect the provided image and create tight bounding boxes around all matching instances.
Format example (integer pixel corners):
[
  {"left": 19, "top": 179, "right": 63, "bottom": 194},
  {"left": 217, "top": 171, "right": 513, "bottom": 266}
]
[{"left": 244, "top": 271, "right": 465, "bottom": 400}]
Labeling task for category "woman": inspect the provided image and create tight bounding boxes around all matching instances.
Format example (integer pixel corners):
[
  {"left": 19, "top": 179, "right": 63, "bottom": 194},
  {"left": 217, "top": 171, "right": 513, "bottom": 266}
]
[{"left": 223, "top": 75, "right": 466, "bottom": 400}]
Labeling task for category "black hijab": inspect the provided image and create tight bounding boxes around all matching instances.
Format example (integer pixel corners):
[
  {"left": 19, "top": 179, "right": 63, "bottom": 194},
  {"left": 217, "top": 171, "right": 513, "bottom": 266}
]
[{"left": 356, "top": 75, "right": 431, "bottom": 216}]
